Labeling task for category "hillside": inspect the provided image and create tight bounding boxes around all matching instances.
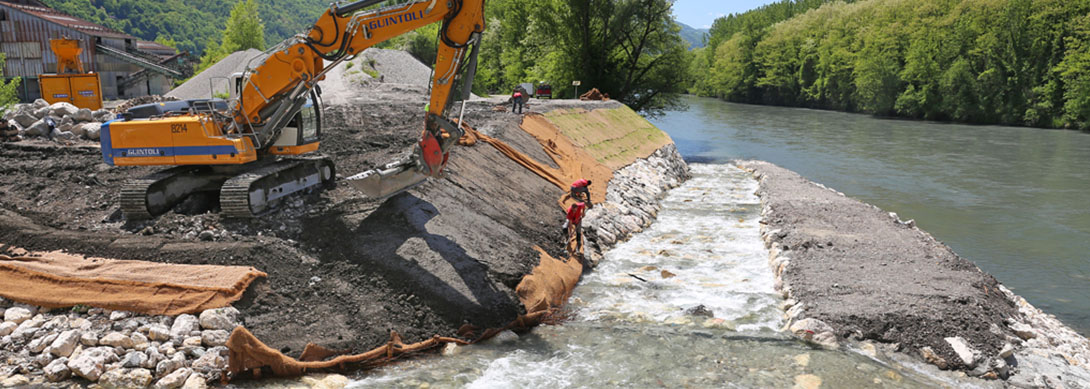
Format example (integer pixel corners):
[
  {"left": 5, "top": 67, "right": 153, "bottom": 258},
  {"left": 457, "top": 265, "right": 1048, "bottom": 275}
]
[
  {"left": 39, "top": 0, "right": 329, "bottom": 55},
  {"left": 690, "top": 0, "right": 1090, "bottom": 130},
  {"left": 677, "top": 22, "right": 707, "bottom": 49}
]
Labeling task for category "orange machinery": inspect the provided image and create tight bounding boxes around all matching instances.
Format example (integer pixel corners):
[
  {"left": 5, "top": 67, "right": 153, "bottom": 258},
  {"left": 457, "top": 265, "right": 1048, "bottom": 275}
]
[
  {"left": 100, "top": 0, "right": 486, "bottom": 219},
  {"left": 38, "top": 38, "right": 103, "bottom": 110}
]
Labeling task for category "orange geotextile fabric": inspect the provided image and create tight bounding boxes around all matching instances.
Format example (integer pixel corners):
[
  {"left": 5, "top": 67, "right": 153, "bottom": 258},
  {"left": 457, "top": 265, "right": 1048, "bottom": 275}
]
[
  {"left": 0, "top": 251, "right": 266, "bottom": 315},
  {"left": 458, "top": 115, "right": 611, "bottom": 208},
  {"left": 515, "top": 246, "right": 583, "bottom": 313}
]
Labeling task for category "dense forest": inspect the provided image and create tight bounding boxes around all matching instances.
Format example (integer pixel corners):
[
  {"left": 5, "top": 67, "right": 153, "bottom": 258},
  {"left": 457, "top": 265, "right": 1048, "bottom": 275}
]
[
  {"left": 32, "top": 0, "right": 1090, "bottom": 129},
  {"left": 39, "top": 0, "right": 330, "bottom": 55},
  {"left": 689, "top": 0, "right": 1090, "bottom": 130}
]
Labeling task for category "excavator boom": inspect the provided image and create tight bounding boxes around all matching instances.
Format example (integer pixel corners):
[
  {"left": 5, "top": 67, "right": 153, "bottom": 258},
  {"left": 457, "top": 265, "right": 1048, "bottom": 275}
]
[{"left": 236, "top": 0, "right": 485, "bottom": 193}]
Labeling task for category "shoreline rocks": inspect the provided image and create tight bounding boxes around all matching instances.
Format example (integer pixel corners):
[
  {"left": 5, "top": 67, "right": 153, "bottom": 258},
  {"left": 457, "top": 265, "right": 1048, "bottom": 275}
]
[
  {"left": 740, "top": 160, "right": 1090, "bottom": 384},
  {"left": 0, "top": 298, "right": 235, "bottom": 388},
  {"left": 582, "top": 143, "right": 690, "bottom": 262}
]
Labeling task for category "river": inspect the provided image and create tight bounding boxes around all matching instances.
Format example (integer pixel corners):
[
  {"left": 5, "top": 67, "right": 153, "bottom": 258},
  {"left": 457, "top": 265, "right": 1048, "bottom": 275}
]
[
  {"left": 648, "top": 96, "right": 1090, "bottom": 336},
  {"left": 324, "top": 96, "right": 1089, "bottom": 387},
  {"left": 334, "top": 165, "right": 967, "bottom": 388}
]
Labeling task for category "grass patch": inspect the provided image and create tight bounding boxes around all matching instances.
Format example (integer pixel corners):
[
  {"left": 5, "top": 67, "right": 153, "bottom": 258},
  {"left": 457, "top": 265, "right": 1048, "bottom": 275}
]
[{"left": 543, "top": 106, "right": 672, "bottom": 169}]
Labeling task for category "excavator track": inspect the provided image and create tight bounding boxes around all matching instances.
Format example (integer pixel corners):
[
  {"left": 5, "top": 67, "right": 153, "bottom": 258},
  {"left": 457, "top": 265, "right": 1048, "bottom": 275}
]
[
  {"left": 121, "top": 166, "right": 219, "bottom": 220},
  {"left": 220, "top": 156, "right": 335, "bottom": 219}
]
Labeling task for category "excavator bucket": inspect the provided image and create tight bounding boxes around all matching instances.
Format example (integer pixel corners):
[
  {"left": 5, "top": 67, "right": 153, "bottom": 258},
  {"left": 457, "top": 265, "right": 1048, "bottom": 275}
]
[{"left": 345, "top": 158, "right": 429, "bottom": 199}]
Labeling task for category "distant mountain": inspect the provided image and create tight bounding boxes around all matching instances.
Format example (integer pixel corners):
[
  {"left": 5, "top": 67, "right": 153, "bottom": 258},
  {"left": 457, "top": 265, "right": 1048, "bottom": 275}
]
[{"left": 677, "top": 22, "right": 709, "bottom": 49}]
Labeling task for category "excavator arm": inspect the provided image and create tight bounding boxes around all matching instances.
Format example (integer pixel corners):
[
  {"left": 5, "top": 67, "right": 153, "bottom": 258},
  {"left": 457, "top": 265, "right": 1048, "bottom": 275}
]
[{"left": 235, "top": 0, "right": 485, "bottom": 196}]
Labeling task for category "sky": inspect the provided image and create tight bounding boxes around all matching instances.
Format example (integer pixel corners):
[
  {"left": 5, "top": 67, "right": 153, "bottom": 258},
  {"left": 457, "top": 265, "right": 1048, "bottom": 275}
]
[{"left": 673, "top": 0, "right": 781, "bottom": 29}]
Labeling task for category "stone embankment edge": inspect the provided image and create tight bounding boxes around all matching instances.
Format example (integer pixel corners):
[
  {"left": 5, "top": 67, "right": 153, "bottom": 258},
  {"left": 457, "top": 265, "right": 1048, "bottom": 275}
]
[
  {"left": 583, "top": 143, "right": 690, "bottom": 262},
  {"left": 738, "top": 160, "right": 1090, "bottom": 386}
]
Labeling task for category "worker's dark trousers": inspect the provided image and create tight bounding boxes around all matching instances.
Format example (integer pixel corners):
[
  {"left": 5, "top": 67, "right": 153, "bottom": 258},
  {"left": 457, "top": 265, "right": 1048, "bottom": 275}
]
[{"left": 513, "top": 100, "right": 523, "bottom": 113}]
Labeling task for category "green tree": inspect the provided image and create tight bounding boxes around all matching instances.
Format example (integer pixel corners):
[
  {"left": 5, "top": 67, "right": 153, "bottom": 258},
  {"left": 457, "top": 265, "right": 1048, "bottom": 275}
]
[
  {"left": 196, "top": 0, "right": 266, "bottom": 74},
  {"left": 1, "top": 54, "right": 22, "bottom": 112},
  {"left": 537, "top": 0, "right": 689, "bottom": 116},
  {"left": 690, "top": 0, "right": 1090, "bottom": 130},
  {"left": 222, "top": 0, "right": 266, "bottom": 53}
]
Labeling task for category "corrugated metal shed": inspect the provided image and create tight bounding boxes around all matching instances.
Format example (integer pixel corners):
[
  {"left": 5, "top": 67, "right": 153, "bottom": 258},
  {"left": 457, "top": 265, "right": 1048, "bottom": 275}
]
[
  {"left": 1, "top": 3, "right": 96, "bottom": 78},
  {"left": 0, "top": 0, "right": 184, "bottom": 101}
]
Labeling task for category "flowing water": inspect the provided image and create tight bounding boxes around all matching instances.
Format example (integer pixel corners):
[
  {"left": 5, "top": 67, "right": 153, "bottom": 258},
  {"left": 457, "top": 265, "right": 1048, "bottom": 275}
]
[
  {"left": 648, "top": 96, "right": 1090, "bottom": 335},
  {"left": 334, "top": 96, "right": 1090, "bottom": 387},
  {"left": 346, "top": 165, "right": 962, "bottom": 388}
]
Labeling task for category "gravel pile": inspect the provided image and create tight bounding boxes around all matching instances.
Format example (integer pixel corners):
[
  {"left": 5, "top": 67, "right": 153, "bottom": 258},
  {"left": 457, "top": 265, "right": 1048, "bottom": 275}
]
[
  {"left": 166, "top": 49, "right": 264, "bottom": 101},
  {"left": 2, "top": 99, "right": 114, "bottom": 142},
  {"left": 0, "top": 297, "right": 236, "bottom": 388},
  {"left": 359, "top": 48, "right": 432, "bottom": 85}
]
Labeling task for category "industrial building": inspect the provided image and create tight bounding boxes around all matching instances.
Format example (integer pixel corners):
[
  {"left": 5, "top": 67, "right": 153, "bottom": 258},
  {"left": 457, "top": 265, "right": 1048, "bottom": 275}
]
[{"left": 0, "top": 0, "right": 189, "bottom": 102}]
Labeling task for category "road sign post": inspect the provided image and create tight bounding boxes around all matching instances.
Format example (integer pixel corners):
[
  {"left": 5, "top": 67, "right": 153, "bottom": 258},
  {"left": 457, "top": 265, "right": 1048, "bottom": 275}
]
[{"left": 572, "top": 80, "right": 581, "bottom": 99}]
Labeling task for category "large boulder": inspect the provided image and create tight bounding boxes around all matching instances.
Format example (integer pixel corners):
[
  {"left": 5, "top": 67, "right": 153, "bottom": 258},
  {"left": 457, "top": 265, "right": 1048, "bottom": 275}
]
[
  {"left": 51, "top": 129, "right": 78, "bottom": 141},
  {"left": 170, "top": 314, "right": 200, "bottom": 338},
  {"left": 67, "top": 346, "right": 118, "bottom": 381},
  {"left": 32, "top": 98, "right": 49, "bottom": 109},
  {"left": 0, "top": 321, "right": 16, "bottom": 336},
  {"left": 82, "top": 122, "right": 103, "bottom": 140},
  {"left": 44, "top": 357, "right": 70, "bottom": 382},
  {"left": 190, "top": 348, "right": 226, "bottom": 374},
  {"left": 3, "top": 307, "right": 31, "bottom": 324},
  {"left": 147, "top": 323, "right": 171, "bottom": 342},
  {"left": 48, "top": 330, "right": 81, "bottom": 357},
  {"left": 49, "top": 102, "right": 79, "bottom": 118},
  {"left": 12, "top": 110, "right": 37, "bottom": 128},
  {"left": 27, "top": 333, "right": 58, "bottom": 353},
  {"left": 33, "top": 106, "right": 51, "bottom": 119},
  {"left": 154, "top": 367, "right": 192, "bottom": 389},
  {"left": 100, "top": 367, "right": 154, "bottom": 389},
  {"left": 58, "top": 122, "right": 79, "bottom": 137},
  {"left": 99, "top": 332, "right": 134, "bottom": 348},
  {"left": 74, "top": 108, "right": 94, "bottom": 122},
  {"left": 93, "top": 109, "right": 114, "bottom": 122},
  {"left": 24, "top": 118, "right": 52, "bottom": 137},
  {"left": 198, "top": 307, "right": 239, "bottom": 331}
]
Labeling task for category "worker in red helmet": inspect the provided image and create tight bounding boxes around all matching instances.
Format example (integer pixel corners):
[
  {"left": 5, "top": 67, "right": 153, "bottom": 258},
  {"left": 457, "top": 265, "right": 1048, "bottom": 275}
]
[
  {"left": 564, "top": 201, "right": 587, "bottom": 256},
  {"left": 570, "top": 179, "right": 592, "bottom": 207}
]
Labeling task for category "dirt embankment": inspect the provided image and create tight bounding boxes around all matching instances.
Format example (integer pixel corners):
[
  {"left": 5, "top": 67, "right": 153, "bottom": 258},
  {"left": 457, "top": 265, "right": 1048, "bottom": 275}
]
[
  {"left": 0, "top": 83, "right": 684, "bottom": 376},
  {"left": 740, "top": 160, "right": 1090, "bottom": 385}
]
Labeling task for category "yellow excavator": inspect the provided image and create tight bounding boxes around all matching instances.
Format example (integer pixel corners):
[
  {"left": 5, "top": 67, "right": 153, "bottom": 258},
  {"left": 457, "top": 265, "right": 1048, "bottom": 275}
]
[{"left": 100, "top": 0, "right": 485, "bottom": 218}]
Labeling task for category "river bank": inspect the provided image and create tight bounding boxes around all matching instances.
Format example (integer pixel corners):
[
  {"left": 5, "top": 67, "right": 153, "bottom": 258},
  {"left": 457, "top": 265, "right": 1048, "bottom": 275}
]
[
  {"left": 0, "top": 53, "right": 689, "bottom": 386},
  {"left": 741, "top": 160, "right": 1090, "bottom": 385},
  {"left": 650, "top": 96, "right": 1090, "bottom": 335}
]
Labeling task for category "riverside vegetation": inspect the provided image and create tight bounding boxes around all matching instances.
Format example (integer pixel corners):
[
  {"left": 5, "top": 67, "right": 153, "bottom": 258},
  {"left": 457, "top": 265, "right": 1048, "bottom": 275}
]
[{"left": 687, "top": 0, "right": 1090, "bottom": 130}]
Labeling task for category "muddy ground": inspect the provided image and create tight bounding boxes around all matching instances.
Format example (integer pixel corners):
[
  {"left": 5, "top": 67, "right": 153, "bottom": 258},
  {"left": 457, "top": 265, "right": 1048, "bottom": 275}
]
[
  {"left": 739, "top": 161, "right": 1021, "bottom": 373},
  {"left": 0, "top": 88, "right": 600, "bottom": 358}
]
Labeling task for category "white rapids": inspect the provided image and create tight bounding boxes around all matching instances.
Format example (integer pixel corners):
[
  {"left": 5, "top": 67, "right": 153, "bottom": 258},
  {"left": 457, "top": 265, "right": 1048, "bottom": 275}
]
[{"left": 337, "top": 164, "right": 955, "bottom": 388}]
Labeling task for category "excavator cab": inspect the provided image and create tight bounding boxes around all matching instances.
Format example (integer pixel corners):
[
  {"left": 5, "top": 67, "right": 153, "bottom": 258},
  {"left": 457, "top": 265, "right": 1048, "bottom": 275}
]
[{"left": 269, "top": 92, "right": 322, "bottom": 155}]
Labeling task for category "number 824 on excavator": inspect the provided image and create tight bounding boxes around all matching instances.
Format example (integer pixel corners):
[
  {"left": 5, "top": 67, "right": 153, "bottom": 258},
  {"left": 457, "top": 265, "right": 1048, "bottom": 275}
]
[{"left": 98, "top": 0, "right": 486, "bottom": 219}]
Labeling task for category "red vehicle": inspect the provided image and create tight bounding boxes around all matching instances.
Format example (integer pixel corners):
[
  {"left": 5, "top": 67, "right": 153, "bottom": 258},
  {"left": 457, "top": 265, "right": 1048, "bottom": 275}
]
[{"left": 535, "top": 83, "right": 552, "bottom": 99}]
